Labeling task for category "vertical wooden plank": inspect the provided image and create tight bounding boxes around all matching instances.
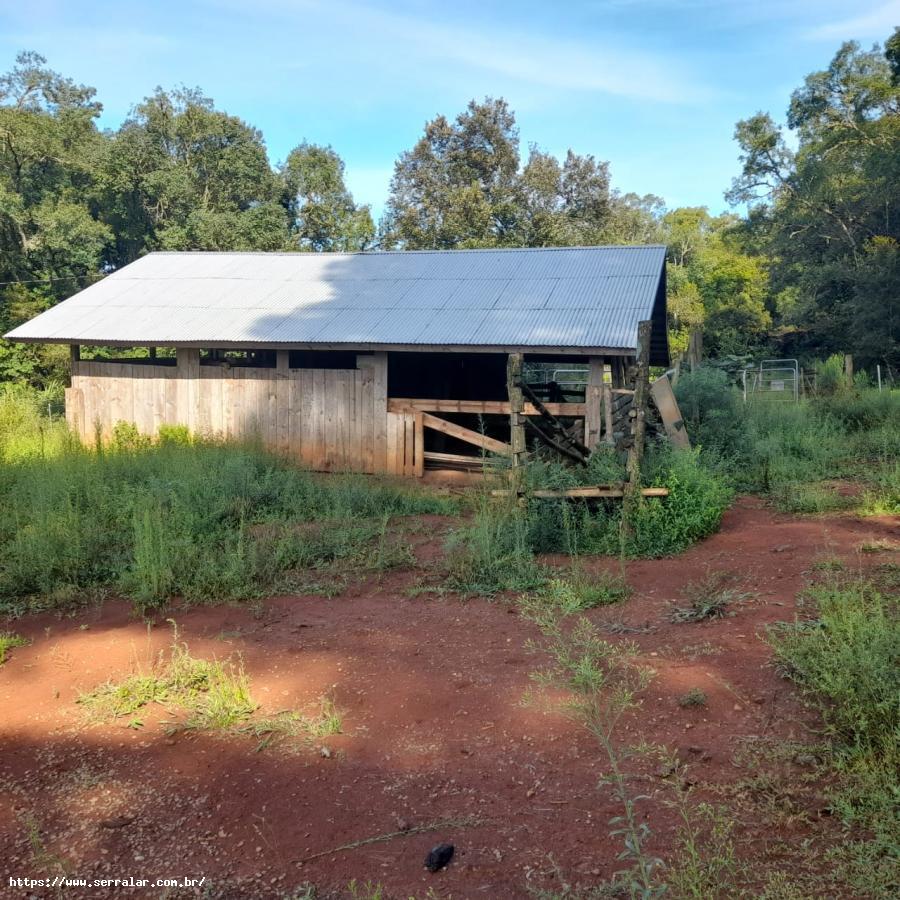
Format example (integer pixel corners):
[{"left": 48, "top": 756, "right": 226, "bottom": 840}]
[
  {"left": 414, "top": 412, "right": 424, "bottom": 477},
  {"left": 372, "top": 352, "right": 388, "bottom": 474},
  {"left": 405, "top": 413, "right": 415, "bottom": 476},
  {"left": 585, "top": 356, "right": 604, "bottom": 449},
  {"left": 623, "top": 321, "right": 653, "bottom": 536},
  {"left": 314, "top": 368, "right": 326, "bottom": 470},
  {"left": 358, "top": 361, "right": 375, "bottom": 474},
  {"left": 386, "top": 412, "right": 398, "bottom": 476},
  {"left": 65, "top": 387, "right": 85, "bottom": 441},
  {"left": 507, "top": 354, "right": 527, "bottom": 482},
  {"left": 321, "top": 370, "right": 335, "bottom": 470},
  {"left": 276, "top": 349, "right": 289, "bottom": 373},
  {"left": 164, "top": 367, "right": 178, "bottom": 427},
  {"left": 603, "top": 383, "right": 614, "bottom": 445},
  {"left": 290, "top": 371, "right": 304, "bottom": 460},
  {"left": 299, "top": 369, "right": 314, "bottom": 467},
  {"left": 275, "top": 369, "right": 290, "bottom": 452}
]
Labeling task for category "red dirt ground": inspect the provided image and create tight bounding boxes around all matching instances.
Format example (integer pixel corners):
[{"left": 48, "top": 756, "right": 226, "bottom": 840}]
[{"left": 0, "top": 498, "right": 897, "bottom": 898}]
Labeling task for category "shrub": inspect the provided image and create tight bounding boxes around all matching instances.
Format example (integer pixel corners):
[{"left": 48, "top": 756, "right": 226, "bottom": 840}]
[
  {"left": 674, "top": 367, "right": 749, "bottom": 463},
  {"left": 623, "top": 448, "right": 733, "bottom": 557},
  {"left": 816, "top": 354, "right": 851, "bottom": 395},
  {"left": 111, "top": 421, "right": 151, "bottom": 451},
  {"left": 678, "top": 687, "right": 708, "bottom": 708},
  {"left": 445, "top": 497, "right": 542, "bottom": 595},
  {"left": 157, "top": 424, "right": 192, "bottom": 446},
  {"left": 768, "top": 580, "right": 898, "bottom": 759}
]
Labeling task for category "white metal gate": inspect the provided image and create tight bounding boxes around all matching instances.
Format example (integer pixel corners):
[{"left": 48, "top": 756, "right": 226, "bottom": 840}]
[{"left": 742, "top": 359, "right": 800, "bottom": 402}]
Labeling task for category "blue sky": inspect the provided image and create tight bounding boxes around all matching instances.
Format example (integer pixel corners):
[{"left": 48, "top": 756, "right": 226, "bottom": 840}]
[{"left": 1, "top": 1, "right": 896, "bottom": 221}]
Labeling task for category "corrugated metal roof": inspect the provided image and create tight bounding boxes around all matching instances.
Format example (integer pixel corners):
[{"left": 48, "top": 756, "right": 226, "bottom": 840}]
[{"left": 4, "top": 246, "right": 668, "bottom": 354}]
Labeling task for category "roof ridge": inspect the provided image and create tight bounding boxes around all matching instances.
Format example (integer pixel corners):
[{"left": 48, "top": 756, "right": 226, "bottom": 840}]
[{"left": 143, "top": 245, "right": 666, "bottom": 258}]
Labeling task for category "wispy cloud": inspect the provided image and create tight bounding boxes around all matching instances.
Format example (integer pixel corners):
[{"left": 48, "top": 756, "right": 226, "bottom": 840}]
[
  {"left": 214, "top": 0, "right": 716, "bottom": 104},
  {"left": 806, "top": 0, "right": 900, "bottom": 41}
]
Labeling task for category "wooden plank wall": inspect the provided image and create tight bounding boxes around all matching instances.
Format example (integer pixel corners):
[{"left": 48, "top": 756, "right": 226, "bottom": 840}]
[{"left": 67, "top": 350, "right": 422, "bottom": 476}]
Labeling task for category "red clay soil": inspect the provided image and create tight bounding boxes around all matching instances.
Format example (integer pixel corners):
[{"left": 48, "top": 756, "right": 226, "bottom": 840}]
[{"left": 0, "top": 499, "right": 897, "bottom": 899}]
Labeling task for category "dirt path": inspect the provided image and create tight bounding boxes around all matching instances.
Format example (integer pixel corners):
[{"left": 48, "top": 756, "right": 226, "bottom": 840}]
[{"left": 0, "top": 499, "right": 896, "bottom": 898}]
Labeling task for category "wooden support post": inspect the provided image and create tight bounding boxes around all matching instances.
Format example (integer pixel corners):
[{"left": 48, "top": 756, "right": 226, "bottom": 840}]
[
  {"left": 507, "top": 353, "right": 527, "bottom": 480},
  {"left": 603, "top": 383, "right": 614, "bottom": 445},
  {"left": 276, "top": 349, "right": 289, "bottom": 373},
  {"left": 585, "top": 356, "right": 604, "bottom": 450},
  {"left": 687, "top": 328, "right": 703, "bottom": 372},
  {"left": 623, "top": 321, "right": 652, "bottom": 537}
]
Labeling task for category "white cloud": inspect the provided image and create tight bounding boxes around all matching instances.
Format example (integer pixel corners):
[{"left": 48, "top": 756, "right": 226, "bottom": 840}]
[
  {"left": 806, "top": 0, "right": 900, "bottom": 41},
  {"left": 210, "top": 0, "right": 716, "bottom": 105}
]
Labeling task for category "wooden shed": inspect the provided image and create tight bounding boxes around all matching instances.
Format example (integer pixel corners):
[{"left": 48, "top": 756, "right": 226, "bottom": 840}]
[{"left": 4, "top": 246, "right": 669, "bottom": 476}]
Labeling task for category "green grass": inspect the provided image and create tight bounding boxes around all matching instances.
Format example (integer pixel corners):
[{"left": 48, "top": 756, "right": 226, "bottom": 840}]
[
  {"left": 670, "top": 571, "right": 752, "bottom": 623},
  {"left": 78, "top": 631, "right": 338, "bottom": 747},
  {"left": 767, "top": 578, "right": 899, "bottom": 897},
  {"left": 0, "top": 422, "right": 457, "bottom": 615},
  {"left": 678, "top": 687, "right": 708, "bottom": 708},
  {"left": 78, "top": 638, "right": 257, "bottom": 731},
  {"left": 674, "top": 369, "right": 900, "bottom": 516},
  {"left": 240, "top": 698, "right": 343, "bottom": 750},
  {"left": 0, "top": 631, "right": 28, "bottom": 664},
  {"left": 524, "top": 571, "right": 630, "bottom": 616}
]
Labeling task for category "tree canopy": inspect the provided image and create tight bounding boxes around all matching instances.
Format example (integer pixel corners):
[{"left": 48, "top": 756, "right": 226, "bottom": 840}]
[
  {"left": 1, "top": 33, "right": 898, "bottom": 387},
  {"left": 728, "top": 30, "right": 900, "bottom": 368}
]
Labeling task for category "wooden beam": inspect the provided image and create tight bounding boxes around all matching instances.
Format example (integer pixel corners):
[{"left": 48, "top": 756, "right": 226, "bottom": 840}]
[
  {"left": 421, "top": 412, "right": 512, "bottom": 457},
  {"left": 650, "top": 375, "right": 691, "bottom": 450},
  {"left": 388, "top": 398, "right": 586, "bottom": 416},
  {"left": 520, "top": 382, "right": 590, "bottom": 458},
  {"left": 524, "top": 418, "right": 587, "bottom": 465},
  {"left": 491, "top": 486, "right": 669, "bottom": 499}
]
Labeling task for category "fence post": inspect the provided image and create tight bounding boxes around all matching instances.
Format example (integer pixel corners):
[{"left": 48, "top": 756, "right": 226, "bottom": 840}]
[{"left": 622, "top": 321, "right": 652, "bottom": 539}]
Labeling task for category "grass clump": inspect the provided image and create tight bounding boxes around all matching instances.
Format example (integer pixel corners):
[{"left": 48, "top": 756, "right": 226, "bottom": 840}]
[
  {"left": 78, "top": 637, "right": 256, "bottom": 732},
  {"left": 767, "top": 578, "right": 899, "bottom": 896},
  {"left": 79, "top": 628, "right": 342, "bottom": 748},
  {"left": 678, "top": 687, "right": 708, "bottom": 708},
  {"left": 0, "top": 631, "right": 28, "bottom": 664},
  {"left": 670, "top": 572, "right": 750, "bottom": 623},
  {"left": 445, "top": 496, "right": 543, "bottom": 595},
  {"left": 241, "top": 698, "right": 342, "bottom": 750},
  {"left": 524, "top": 570, "right": 630, "bottom": 617}
]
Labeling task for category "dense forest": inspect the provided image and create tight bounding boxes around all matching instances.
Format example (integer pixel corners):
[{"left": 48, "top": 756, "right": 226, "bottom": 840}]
[{"left": 1, "top": 30, "right": 897, "bottom": 386}]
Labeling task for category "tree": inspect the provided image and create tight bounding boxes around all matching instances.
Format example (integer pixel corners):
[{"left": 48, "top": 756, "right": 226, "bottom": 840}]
[
  {"left": 281, "top": 143, "right": 374, "bottom": 251},
  {"left": 0, "top": 52, "right": 110, "bottom": 385},
  {"left": 661, "top": 209, "right": 771, "bottom": 358},
  {"left": 383, "top": 96, "right": 665, "bottom": 251},
  {"left": 728, "top": 31, "right": 900, "bottom": 366},
  {"left": 100, "top": 86, "right": 290, "bottom": 262},
  {"left": 382, "top": 97, "right": 521, "bottom": 249}
]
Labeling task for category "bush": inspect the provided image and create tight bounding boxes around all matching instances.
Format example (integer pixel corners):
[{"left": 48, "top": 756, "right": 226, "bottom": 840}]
[
  {"left": 816, "top": 354, "right": 851, "bottom": 395},
  {"left": 445, "top": 497, "right": 543, "bottom": 594},
  {"left": 0, "top": 383, "right": 71, "bottom": 462},
  {"left": 674, "top": 367, "right": 749, "bottom": 463},
  {"left": 767, "top": 578, "right": 899, "bottom": 893},
  {"left": 769, "top": 580, "right": 898, "bottom": 758}
]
